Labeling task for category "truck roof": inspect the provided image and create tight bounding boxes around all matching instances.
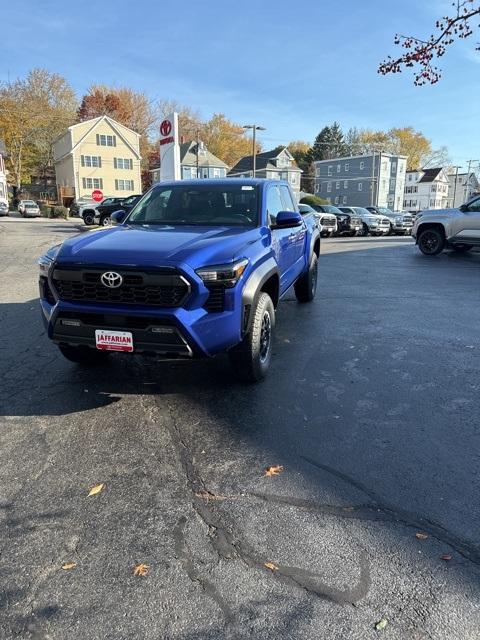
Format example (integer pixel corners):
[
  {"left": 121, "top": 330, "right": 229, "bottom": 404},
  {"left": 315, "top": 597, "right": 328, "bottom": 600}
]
[{"left": 152, "top": 178, "right": 289, "bottom": 188}]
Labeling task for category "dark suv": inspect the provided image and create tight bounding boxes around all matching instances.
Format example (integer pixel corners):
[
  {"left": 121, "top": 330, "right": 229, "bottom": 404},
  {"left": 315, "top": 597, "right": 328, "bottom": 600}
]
[
  {"left": 316, "top": 205, "right": 362, "bottom": 236},
  {"left": 94, "top": 194, "right": 143, "bottom": 226}
]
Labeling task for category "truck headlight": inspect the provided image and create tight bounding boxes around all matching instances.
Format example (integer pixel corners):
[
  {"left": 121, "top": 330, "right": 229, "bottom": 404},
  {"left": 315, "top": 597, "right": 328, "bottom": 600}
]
[
  {"left": 395, "top": 216, "right": 403, "bottom": 223},
  {"left": 196, "top": 259, "right": 248, "bottom": 288},
  {"left": 38, "top": 245, "right": 61, "bottom": 275}
]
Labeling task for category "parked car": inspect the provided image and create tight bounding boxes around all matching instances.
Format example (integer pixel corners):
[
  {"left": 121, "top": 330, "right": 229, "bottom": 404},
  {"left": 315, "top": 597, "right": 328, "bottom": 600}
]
[
  {"left": 18, "top": 200, "right": 41, "bottom": 217},
  {"left": 366, "top": 206, "right": 413, "bottom": 235},
  {"left": 38, "top": 179, "right": 320, "bottom": 382},
  {"left": 94, "top": 194, "right": 143, "bottom": 226},
  {"left": 69, "top": 197, "right": 95, "bottom": 218},
  {"left": 412, "top": 195, "right": 480, "bottom": 255},
  {"left": 314, "top": 205, "right": 361, "bottom": 236},
  {"left": 305, "top": 204, "right": 338, "bottom": 237},
  {"left": 340, "top": 206, "right": 390, "bottom": 236},
  {"left": 0, "top": 201, "right": 8, "bottom": 217},
  {"left": 76, "top": 197, "right": 123, "bottom": 226}
]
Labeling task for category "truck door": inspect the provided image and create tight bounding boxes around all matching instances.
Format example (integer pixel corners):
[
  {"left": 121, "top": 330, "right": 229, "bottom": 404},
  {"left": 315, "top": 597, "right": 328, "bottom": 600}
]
[
  {"left": 279, "top": 184, "right": 307, "bottom": 281},
  {"left": 456, "top": 196, "right": 480, "bottom": 241},
  {"left": 267, "top": 185, "right": 297, "bottom": 294}
]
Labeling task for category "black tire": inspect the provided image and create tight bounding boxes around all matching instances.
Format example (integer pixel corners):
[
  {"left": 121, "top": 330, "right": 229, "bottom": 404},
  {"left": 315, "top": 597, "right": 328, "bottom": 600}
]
[
  {"left": 100, "top": 215, "right": 112, "bottom": 227},
  {"left": 294, "top": 254, "right": 318, "bottom": 303},
  {"left": 418, "top": 227, "right": 445, "bottom": 255},
  {"left": 58, "top": 344, "right": 110, "bottom": 365},
  {"left": 229, "top": 292, "right": 275, "bottom": 382},
  {"left": 452, "top": 244, "right": 473, "bottom": 253},
  {"left": 83, "top": 211, "right": 95, "bottom": 226},
  {"left": 361, "top": 223, "right": 369, "bottom": 237},
  {"left": 348, "top": 230, "right": 356, "bottom": 237}
]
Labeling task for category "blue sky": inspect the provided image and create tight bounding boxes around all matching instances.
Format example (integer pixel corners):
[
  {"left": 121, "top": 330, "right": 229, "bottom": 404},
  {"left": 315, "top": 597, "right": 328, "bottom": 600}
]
[{"left": 2, "top": 0, "right": 479, "bottom": 167}]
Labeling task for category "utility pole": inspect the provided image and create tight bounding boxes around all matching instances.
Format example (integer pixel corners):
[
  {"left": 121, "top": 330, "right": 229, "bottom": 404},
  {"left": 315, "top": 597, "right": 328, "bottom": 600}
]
[
  {"left": 242, "top": 125, "right": 266, "bottom": 177},
  {"left": 371, "top": 148, "right": 376, "bottom": 206},
  {"left": 464, "top": 159, "right": 479, "bottom": 203},
  {"left": 451, "top": 165, "right": 462, "bottom": 207}
]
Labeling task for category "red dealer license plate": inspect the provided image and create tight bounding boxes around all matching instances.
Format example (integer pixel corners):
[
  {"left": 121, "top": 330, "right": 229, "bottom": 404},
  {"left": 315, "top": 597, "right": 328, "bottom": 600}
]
[{"left": 95, "top": 330, "right": 134, "bottom": 352}]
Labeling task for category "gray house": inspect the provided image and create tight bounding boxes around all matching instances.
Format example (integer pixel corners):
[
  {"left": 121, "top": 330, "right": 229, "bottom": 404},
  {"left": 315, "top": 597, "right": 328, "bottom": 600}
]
[
  {"left": 314, "top": 153, "right": 407, "bottom": 211},
  {"left": 228, "top": 147, "right": 302, "bottom": 194},
  {"left": 150, "top": 140, "right": 229, "bottom": 182}
]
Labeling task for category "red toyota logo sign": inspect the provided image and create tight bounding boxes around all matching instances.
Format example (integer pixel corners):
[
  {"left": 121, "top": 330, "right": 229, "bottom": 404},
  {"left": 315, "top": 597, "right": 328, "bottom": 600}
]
[{"left": 160, "top": 120, "right": 172, "bottom": 137}]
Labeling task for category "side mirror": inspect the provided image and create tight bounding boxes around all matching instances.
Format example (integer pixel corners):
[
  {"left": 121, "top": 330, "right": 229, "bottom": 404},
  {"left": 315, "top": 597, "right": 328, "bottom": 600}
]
[
  {"left": 275, "top": 211, "right": 303, "bottom": 228},
  {"left": 111, "top": 209, "right": 126, "bottom": 224},
  {"left": 459, "top": 204, "right": 468, "bottom": 213}
]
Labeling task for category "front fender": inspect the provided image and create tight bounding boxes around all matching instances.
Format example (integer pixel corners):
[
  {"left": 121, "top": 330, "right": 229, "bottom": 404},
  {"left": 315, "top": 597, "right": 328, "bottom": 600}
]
[{"left": 241, "top": 257, "right": 279, "bottom": 335}]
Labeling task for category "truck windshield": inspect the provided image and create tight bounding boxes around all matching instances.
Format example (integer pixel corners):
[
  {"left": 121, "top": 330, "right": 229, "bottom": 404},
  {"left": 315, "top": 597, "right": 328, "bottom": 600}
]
[{"left": 127, "top": 184, "right": 259, "bottom": 226}]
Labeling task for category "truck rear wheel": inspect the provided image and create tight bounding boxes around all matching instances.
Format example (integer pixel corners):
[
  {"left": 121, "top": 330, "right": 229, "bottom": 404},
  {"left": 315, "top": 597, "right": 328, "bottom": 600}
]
[
  {"left": 58, "top": 344, "right": 110, "bottom": 365},
  {"left": 83, "top": 210, "right": 95, "bottom": 226},
  {"left": 294, "top": 254, "right": 318, "bottom": 303},
  {"left": 229, "top": 292, "right": 275, "bottom": 383},
  {"left": 418, "top": 227, "right": 445, "bottom": 255}
]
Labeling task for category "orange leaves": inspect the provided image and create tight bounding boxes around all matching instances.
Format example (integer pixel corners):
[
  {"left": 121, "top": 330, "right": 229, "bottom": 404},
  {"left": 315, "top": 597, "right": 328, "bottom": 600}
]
[
  {"left": 264, "top": 562, "right": 278, "bottom": 571},
  {"left": 133, "top": 563, "right": 150, "bottom": 577},
  {"left": 264, "top": 465, "right": 284, "bottom": 477},
  {"left": 61, "top": 562, "right": 77, "bottom": 570}
]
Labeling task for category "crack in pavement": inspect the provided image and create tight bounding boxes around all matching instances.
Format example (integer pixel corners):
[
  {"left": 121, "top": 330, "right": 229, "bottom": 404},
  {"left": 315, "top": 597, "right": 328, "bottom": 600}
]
[
  {"left": 163, "top": 404, "right": 371, "bottom": 610},
  {"left": 301, "top": 456, "right": 480, "bottom": 566}
]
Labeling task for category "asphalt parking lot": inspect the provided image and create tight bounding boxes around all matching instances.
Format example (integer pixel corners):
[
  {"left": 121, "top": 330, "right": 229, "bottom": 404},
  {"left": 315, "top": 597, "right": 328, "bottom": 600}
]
[{"left": 1, "top": 217, "right": 480, "bottom": 640}]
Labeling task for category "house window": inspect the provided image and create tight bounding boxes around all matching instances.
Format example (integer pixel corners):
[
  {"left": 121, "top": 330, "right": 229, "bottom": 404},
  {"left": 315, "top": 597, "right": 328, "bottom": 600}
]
[
  {"left": 390, "top": 179, "right": 395, "bottom": 190},
  {"left": 81, "top": 155, "right": 102, "bottom": 168},
  {"left": 315, "top": 166, "right": 320, "bottom": 177},
  {"left": 213, "top": 168, "right": 221, "bottom": 178},
  {"left": 327, "top": 166, "right": 333, "bottom": 176},
  {"left": 391, "top": 162, "right": 397, "bottom": 173},
  {"left": 336, "top": 181, "right": 340, "bottom": 189},
  {"left": 314, "top": 183, "right": 319, "bottom": 194},
  {"left": 343, "top": 196, "right": 347, "bottom": 204},
  {"left": 360, "top": 161, "right": 364, "bottom": 170},
  {"left": 345, "top": 163, "right": 349, "bottom": 172},
  {"left": 334, "top": 196, "right": 339, "bottom": 204},
  {"left": 344, "top": 180, "right": 348, "bottom": 189},
  {"left": 82, "top": 177, "right": 103, "bottom": 189},
  {"left": 96, "top": 134, "right": 117, "bottom": 147},
  {"left": 291, "top": 173, "right": 297, "bottom": 184},
  {"left": 337, "top": 164, "right": 341, "bottom": 173},
  {"left": 115, "top": 179, "right": 134, "bottom": 191},
  {"left": 114, "top": 158, "right": 133, "bottom": 170},
  {"left": 358, "top": 183, "right": 363, "bottom": 191},
  {"left": 327, "top": 182, "right": 332, "bottom": 192}
]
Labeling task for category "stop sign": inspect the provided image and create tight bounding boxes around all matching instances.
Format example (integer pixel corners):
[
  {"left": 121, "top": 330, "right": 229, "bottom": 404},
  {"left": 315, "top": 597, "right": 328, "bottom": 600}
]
[{"left": 92, "top": 189, "right": 103, "bottom": 202}]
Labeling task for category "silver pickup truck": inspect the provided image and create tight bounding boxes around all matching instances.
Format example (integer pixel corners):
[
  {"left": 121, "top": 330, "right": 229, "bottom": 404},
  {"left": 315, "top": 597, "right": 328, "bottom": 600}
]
[{"left": 412, "top": 195, "right": 480, "bottom": 255}]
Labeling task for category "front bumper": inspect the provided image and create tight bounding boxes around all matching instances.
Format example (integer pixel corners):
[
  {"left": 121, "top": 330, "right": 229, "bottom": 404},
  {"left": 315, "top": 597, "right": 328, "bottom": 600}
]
[{"left": 39, "top": 269, "right": 245, "bottom": 359}]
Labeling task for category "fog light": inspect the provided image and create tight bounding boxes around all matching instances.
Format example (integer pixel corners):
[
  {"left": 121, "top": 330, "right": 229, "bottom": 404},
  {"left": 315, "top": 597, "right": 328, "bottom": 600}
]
[{"left": 61, "top": 319, "right": 81, "bottom": 327}]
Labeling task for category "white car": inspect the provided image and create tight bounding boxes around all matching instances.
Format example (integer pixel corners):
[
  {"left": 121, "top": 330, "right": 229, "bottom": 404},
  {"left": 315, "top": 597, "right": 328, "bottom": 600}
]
[{"left": 18, "top": 200, "right": 41, "bottom": 217}]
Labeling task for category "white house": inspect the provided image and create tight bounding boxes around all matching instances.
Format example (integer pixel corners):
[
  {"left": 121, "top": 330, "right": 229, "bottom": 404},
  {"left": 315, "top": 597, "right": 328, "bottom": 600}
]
[
  {"left": 229, "top": 147, "right": 302, "bottom": 194},
  {"left": 0, "top": 140, "right": 8, "bottom": 206},
  {"left": 447, "top": 171, "right": 479, "bottom": 208},
  {"left": 403, "top": 168, "right": 450, "bottom": 212}
]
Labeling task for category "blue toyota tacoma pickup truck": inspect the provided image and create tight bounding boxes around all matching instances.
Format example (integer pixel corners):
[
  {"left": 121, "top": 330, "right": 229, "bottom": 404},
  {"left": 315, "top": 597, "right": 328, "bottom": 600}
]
[{"left": 38, "top": 179, "right": 320, "bottom": 382}]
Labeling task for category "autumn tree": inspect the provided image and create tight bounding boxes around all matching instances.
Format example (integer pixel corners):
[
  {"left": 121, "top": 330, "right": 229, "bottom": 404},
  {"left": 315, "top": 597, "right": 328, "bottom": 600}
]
[
  {"left": 0, "top": 69, "right": 77, "bottom": 190},
  {"left": 78, "top": 85, "right": 159, "bottom": 137},
  {"left": 379, "top": 0, "right": 480, "bottom": 84}
]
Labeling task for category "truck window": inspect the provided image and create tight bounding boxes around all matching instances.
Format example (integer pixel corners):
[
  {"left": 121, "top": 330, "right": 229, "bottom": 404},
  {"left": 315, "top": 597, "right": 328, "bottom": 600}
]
[
  {"left": 266, "top": 186, "right": 284, "bottom": 225},
  {"left": 279, "top": 185, "right": 295, "bottom": 212}
]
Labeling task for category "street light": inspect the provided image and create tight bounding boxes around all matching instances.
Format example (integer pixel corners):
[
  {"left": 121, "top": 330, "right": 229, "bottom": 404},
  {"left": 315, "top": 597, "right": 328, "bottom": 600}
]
[{"left": 242, "top": 125, "right": 266, "bottom": 178}]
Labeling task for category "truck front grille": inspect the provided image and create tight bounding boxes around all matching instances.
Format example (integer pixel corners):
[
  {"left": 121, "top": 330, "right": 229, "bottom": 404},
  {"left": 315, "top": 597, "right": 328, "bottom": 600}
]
[{"left": 52, "top": 267, "right": 190, "bottom": 308}]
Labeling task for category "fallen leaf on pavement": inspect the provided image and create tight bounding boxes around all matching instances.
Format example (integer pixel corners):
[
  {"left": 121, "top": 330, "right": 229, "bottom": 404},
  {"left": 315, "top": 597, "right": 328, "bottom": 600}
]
[
  {"left": 375, "top": 618, "right": 388, "bottom": 631},
  {"left": 133, "top": 563, "right": 150, "bottom": 576},
  {"left": 61, "top": 562, "right": 77, "bottom": 570},
  {"left": 264, "top": 562, "right": 278, "bottom": 571},
  {"left": 441, "top": 554, "right": 452, "bottom": 561},
  {"left": 264, "top": 465, "right": 284, "bottom": 477},
  {"left": 87, "top": 483, "right": 105, "bottom": 497},
  {"left": 415, "top": 532, "right": 428, "bottom": 540}
]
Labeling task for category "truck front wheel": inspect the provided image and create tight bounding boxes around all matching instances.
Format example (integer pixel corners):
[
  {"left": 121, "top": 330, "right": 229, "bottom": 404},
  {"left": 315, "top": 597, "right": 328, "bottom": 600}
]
[
  {"left": 417, "top": 227, "right": 445, "bottom": 255},
  {"left": 229, "top": 292, "right": 275, "bottom": 383},
  {"left": 294, "top": 254, "right": 318, "bottom": 303},
  {"left": 58, "top": 344, "right": 110, "bottom": 365}
]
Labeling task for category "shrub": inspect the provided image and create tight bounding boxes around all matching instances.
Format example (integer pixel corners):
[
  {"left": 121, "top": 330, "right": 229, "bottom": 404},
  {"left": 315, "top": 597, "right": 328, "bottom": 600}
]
[
  {"left": 40, "top": 204, "right": 50, "bottom": 217},
  {"left": 300, "top": 195, "right": 329, "bottom": 207},
  {"left": 49, "top": 205, "right": 69, "bottom": 219}
]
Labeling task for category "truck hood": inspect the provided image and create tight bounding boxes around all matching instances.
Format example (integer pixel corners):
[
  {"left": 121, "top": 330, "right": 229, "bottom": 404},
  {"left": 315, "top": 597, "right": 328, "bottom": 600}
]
[
  {"left": 417, "top": 207, "right": 461, "bottom": 219},
  {"left": 55, "top": 223, "right": 263, "bottom": 269}
]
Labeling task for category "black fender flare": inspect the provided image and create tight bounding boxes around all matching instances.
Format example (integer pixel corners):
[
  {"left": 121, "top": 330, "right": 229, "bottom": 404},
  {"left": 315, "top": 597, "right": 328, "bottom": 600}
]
[
  {"left": 308, "top": 227, "right": 321, "bottom": 262},
  {"left": 241, "top": 258, "right": 280, "bottom": 335}
]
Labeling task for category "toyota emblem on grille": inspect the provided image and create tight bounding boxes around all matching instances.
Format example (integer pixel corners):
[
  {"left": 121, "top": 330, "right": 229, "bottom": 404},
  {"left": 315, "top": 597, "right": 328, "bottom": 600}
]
[{"left": 100, "top": 271, "right": 123, "bottom": 288}]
